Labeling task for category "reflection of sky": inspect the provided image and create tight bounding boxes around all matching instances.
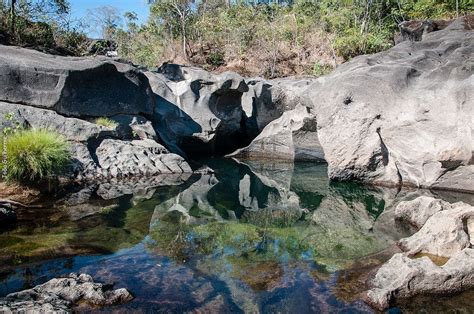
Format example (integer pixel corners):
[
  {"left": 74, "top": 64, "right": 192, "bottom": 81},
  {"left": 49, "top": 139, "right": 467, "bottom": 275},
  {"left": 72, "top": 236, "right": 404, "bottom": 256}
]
[{"left": 68, "top": 0, "right": 150, "bottom": 37}]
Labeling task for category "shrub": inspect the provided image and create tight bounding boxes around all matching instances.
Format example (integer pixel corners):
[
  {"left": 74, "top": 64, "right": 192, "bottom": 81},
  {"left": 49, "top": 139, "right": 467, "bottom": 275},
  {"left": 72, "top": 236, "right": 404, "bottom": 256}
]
[
  {"left": 1, "top": 129, "right": 70, "bottom": 183},
  {"left": 95, "top": 117, "right": 118, "bottom": 128},
  {"left": 312, "top": 62, "right": 333, "bottom": 77}
]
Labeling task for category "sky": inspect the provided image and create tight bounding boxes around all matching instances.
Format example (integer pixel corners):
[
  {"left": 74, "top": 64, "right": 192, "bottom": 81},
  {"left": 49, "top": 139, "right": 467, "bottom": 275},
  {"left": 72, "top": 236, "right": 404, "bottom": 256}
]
[{"left": 68, "top": 0, "right": 150, "bottom": 37}]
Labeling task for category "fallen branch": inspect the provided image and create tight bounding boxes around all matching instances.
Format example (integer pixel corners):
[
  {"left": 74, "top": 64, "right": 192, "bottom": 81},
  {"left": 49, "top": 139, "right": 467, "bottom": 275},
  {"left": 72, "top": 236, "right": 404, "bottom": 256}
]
[{"left": 0, "top": 199, "right": 42, "bottom": 208}]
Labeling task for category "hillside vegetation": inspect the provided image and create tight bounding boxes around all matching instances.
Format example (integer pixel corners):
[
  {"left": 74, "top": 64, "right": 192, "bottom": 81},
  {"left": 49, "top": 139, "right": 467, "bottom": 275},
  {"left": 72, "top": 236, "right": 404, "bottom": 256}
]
[{"left": 0, "top": 0, "right": 472, "bottom": 77}]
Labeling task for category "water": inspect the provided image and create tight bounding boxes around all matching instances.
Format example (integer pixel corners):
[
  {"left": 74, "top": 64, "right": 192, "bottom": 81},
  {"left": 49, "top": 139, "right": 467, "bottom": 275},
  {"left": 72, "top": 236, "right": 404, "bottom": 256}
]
[{"left": 0, "top": 159, "right": 472, "bottom": 312}]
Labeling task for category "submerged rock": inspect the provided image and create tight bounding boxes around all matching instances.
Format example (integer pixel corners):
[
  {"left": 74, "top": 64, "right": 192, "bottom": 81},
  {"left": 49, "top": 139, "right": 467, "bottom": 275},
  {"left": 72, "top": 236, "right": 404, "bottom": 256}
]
[{"left": 0, "top": 273, "right": 133, "bottom": 312}]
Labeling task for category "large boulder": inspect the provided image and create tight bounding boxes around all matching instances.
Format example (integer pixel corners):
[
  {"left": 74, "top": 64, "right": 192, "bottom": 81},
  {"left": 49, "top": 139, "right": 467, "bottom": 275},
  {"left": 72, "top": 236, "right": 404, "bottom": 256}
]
[
  {"left": 308, "top": 16, "right": 474, "bottom": 193},
  {"left": 0, "top": 273, "right": 133, "bottom": 312},
  {"left": 0, "top": 101, "right": 192, "bottom": 182},
  {"left": 72, "top": 139, "right": 191, "bottom": 181},
  {"left": 0, "top": 45, "right": 155, "bottom": 117}
]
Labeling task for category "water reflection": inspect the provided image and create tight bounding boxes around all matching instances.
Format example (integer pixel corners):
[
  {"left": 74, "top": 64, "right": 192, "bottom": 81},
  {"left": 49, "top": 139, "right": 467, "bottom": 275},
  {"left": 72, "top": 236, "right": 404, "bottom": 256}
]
[{"left": 0, "top": 159, "right": 472, "bottom": 312}]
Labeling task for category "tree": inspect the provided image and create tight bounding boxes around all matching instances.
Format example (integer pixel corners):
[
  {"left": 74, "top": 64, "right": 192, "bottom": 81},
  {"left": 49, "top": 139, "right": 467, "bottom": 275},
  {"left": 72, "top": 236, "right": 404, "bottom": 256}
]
[
  {"left": 86, "top": 5, "right": 121, "bottom": 40},
  {"left": 6, "top": 0, "right": 69, "bottom": 34},
  {"left": 148, "top": 0, "right": 194, "bottom": 60}
]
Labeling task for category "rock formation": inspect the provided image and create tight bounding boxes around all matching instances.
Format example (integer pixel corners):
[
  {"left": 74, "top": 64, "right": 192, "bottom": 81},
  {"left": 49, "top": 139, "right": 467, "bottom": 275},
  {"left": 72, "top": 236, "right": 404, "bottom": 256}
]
[
  {"left": 0, "top": 273, "right": 133, "bottom": 312},
  {"left": 364, "top": 196, "right": 474, "bottom": 310},
  {"left": 307, "top": 16, "right": 473, "bottom": 193}
]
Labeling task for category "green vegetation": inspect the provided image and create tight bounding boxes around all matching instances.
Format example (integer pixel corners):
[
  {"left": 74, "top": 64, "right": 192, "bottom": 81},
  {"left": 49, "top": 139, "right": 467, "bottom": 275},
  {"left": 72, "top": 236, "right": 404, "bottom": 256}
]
[
  {"left": 114, "top": 0, "right": 472, "bottom": 77},
  {"left": 94, "top": 117, "right": 118, "bottom": 128},
  {"left": 1, "top": 0, "right": 472, "bottom": 75},
  {"left": 1, "top": 129, "right": 70, "bottom": 183},
  {"left": 0, "top": 0, "right": 88, "bottom": 54}
]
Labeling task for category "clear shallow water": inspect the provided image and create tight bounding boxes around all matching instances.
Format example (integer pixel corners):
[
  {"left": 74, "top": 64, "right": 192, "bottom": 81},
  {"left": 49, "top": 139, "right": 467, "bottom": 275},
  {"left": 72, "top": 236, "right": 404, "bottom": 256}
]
[{"left": 0, "top": 159, "right": 473, "bottom": 313}]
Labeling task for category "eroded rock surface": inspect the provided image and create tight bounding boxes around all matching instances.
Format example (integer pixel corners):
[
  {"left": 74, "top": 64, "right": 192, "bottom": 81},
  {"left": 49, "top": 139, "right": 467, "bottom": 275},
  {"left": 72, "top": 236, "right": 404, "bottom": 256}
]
[
  {"left": 365, "top": 196, "right": 474, "bottom": 310},
  {"left": 398, "top": 202, "right": 474, "bottom": 257},
  {"left": 395, "top": 196, "right": 451, "bottom": 228},
  {"left": 228, "top": 105, "right": 324, "bottom": 161},
  {"left": 364, "top": 249, "right": 474, "bottom": 311},
  {"left": 0, "top": 273, "right": 133, "bottom": 313},
  {"left": 147, "top": 64, "right": 314, "bottom": 157},
  {"left": 308, "top": 17, "right": 474, "bottom": 193}
]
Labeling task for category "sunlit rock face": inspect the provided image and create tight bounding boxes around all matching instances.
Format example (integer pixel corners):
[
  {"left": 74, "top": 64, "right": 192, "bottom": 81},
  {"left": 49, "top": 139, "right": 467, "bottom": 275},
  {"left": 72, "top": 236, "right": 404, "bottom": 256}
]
[{"left": 307, "top": 17, "right": 474, "bottom": 192}]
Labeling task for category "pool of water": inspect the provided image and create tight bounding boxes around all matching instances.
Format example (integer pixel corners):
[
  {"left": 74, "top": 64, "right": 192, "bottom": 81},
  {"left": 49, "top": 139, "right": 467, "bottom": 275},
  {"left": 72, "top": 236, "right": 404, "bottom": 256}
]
[{"left": 0, "top": 159, "right": 472, "bottom": 312}]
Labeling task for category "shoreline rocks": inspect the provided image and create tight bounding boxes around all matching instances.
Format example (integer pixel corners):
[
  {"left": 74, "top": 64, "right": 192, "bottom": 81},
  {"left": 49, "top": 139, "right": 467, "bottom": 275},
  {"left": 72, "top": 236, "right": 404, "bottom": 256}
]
[
  {"left": 364, "top": 196, "right": 474, "bottom": 310},
  {"left": 0, "top": 273, "right": 133, "bottom": 312}
]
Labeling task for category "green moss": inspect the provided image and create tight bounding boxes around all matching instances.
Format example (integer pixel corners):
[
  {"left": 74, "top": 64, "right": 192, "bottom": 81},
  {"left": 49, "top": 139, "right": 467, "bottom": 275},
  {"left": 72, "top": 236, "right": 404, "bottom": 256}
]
[{"left": 0, "top": 236, "right": 24, "bottom": 249}]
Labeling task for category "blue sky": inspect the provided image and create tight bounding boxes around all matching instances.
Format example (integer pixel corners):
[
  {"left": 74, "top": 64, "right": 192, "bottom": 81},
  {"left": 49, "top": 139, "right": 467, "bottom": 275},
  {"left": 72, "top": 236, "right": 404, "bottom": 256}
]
[{"left": 69, "top": 0, "right": 150, "bottom": 36}]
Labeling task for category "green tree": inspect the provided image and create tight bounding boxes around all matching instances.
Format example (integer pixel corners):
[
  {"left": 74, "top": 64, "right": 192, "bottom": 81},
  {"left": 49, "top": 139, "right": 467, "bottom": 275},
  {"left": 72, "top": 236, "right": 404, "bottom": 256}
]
[
  {"left": 6, "top": 0, "right": 69, "bottom": 34},
  {"left": 148, "top": 0, "right": 194, "bottom": 60}
]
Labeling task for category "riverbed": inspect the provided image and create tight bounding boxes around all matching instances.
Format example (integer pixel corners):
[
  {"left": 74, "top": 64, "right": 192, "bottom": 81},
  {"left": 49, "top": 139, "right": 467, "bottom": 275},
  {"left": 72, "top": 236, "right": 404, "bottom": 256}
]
[{"left": 0, "top": 159, "right": 472, "bottom": 312}]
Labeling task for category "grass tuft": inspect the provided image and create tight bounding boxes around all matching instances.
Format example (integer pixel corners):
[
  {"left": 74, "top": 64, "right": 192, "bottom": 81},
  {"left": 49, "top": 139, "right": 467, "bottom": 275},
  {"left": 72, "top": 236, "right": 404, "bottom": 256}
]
[
  {"left": 94, "top": 117, "right": 118, "bottom": 128},
  {"left": 1, "top": 129, "right": 70, "bottom": 183}
]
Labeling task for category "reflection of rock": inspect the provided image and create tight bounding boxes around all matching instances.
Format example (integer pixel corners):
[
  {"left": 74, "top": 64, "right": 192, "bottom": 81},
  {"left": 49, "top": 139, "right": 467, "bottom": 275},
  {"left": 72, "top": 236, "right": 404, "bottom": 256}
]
[
  {"left": 0, "top": 273, "right": 133, "bottom": 312},
  {"left": 151, "top": 173, "right": 222, "bottom": 224},
  {"left": 364, "top": 249, "right": 474, "bottom": 311},
  {"left": 0, "top": 205, "right": 16, "bottom": 226}
]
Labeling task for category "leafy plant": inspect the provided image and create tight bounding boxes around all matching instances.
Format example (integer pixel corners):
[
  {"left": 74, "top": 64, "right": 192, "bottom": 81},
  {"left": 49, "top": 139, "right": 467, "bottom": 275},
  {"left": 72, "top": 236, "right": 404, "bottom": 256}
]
[{"left": 2, "top": 129, "right": 70, "bottom": 183}]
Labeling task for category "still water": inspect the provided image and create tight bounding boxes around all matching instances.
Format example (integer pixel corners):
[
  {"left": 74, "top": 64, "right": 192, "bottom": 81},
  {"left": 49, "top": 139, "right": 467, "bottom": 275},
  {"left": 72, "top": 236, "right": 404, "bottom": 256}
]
[{"left": 0, "top": 159, "right": 472, "bottom": 312}]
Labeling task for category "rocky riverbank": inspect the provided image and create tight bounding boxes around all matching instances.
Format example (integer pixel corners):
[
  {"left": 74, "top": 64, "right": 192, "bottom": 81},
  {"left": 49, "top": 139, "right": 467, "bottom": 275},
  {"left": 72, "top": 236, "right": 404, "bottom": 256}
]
[
  {"left": 0, "top": 15, "right": 473, "bottom": 312},
  {"left": 0, "top": 273, "right": 133, "bottom": 312}
]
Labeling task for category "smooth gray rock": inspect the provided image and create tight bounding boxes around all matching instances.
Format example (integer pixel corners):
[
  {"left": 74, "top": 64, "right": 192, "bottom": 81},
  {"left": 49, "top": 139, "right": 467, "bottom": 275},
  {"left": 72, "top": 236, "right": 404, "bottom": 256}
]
[
  {"left": 308, "top": 17, "right": 474, "bottom": 192},
  {"left": 364, "top": 248, "right": 474, "bottom": 310},
  {"left": 0, "top": 273, "right": 133, "bottom": 312},
  {"left": 431, "top": 165, "right": 474, "bottom": 193},
  {"left": 397, "top": 202, "right": 474, "bottom": 257},
  {"left": 0, "top": 102, "right": 111, "bottom": 142},
  {"left": 0, "top": 45, "right": 154, "bottom": 117},
  {"left": 395, "top": 196, "right": 452, "bottom": 228},
  {"left": 228, "top": 105, "right": 324, "bottom": 161}
]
